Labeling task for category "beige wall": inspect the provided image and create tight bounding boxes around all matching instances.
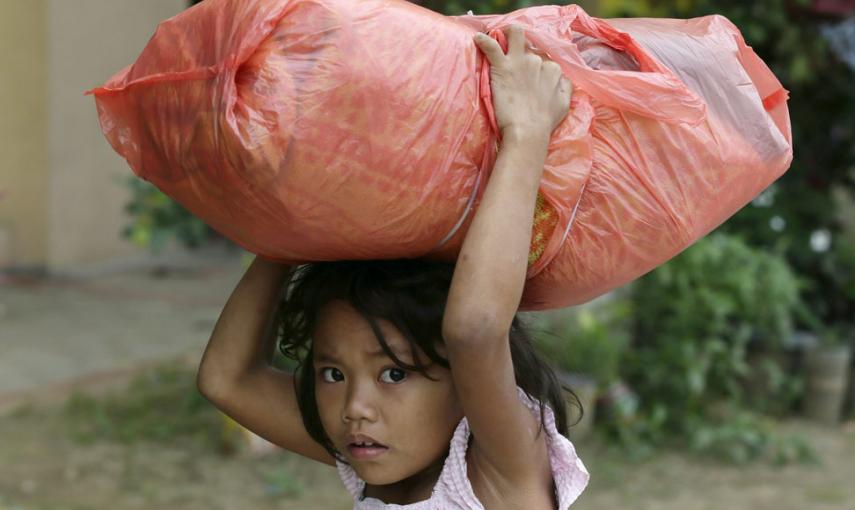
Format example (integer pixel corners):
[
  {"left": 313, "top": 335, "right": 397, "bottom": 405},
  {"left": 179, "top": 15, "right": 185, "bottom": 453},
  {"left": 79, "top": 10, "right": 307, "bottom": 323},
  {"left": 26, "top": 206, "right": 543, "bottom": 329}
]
[
  {"left": 0, "top": 0, "right": 49, "bottom": 268},
  {"left": 46, "top": 0, "right": 187, "bottom": 271},
  {"left": 0, "top": 0, "right": 186, "bottom": 273}
]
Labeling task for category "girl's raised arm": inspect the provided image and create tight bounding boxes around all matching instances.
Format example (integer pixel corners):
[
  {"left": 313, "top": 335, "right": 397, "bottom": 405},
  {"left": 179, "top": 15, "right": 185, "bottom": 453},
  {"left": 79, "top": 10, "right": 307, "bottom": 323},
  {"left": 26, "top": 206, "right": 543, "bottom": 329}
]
[
  {"left": 442, "top": 24, "right": 572, "bottom": 481},
  {"left": 196, "top": 256, "right": 335, "bottom": 466}
]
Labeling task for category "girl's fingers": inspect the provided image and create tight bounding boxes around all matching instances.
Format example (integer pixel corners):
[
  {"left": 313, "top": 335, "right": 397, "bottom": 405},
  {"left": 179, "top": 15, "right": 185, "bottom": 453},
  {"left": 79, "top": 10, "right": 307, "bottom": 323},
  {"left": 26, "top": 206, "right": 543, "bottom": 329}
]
[
  {"left": 505, "top": 24, "right": 526, "bottom": 58},
  {"left": 542, "top": 60, "right": 562, "bottom": 80},
  {"left": 560, "top": 78, "right": 573, "bottom": 102},
  {"left": 473, "top": 33, "right": 505, "bottom": 65}
]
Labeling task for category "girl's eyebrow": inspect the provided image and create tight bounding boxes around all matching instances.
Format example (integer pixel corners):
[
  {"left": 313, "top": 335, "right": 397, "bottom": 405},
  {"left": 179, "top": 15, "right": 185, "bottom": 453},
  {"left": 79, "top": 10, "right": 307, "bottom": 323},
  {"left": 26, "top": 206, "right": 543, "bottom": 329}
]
[
  {"left": 315, "top": 346, "right": 410, "bottom": 364},
  {"left": 368, "top": 345, "right": 410, "bottom": 359},
  {"left": 315, "top": 352, "right": 338, "bottom": 364}
]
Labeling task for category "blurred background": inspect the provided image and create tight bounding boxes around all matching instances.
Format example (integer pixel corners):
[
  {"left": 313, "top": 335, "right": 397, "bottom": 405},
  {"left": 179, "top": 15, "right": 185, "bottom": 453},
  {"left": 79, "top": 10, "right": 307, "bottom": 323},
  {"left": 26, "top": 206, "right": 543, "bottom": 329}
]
[{"left": 1, "top": 0, "right": 853, "bottom": 508}]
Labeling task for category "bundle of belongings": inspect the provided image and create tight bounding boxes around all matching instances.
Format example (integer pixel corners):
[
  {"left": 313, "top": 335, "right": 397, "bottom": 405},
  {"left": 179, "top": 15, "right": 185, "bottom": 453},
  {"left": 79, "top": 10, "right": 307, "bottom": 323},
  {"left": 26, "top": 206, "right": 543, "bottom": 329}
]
[{"left": 86, "top": 0, "right": 792, "bottom": 310}]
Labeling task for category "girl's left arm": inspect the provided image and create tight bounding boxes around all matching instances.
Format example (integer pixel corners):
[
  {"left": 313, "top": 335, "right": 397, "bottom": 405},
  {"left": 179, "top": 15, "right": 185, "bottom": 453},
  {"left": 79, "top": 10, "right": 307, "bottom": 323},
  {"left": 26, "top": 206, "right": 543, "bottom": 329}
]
[{"left": 442, "top": 24, "right": 572, "bottom": 482}]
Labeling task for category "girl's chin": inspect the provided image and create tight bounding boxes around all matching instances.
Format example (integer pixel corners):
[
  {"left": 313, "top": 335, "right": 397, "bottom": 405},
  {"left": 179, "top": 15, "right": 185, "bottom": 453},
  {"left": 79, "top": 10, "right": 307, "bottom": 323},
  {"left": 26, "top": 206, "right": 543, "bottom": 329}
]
[
  {"left": 347, "top": 456, "right": 401, "bottom": 480},
  {"left": 351, "top": 462, "right": 403, "bottom": 486},
  {"left": 354, "top": 463, "right": 435, "bottom": 490}
]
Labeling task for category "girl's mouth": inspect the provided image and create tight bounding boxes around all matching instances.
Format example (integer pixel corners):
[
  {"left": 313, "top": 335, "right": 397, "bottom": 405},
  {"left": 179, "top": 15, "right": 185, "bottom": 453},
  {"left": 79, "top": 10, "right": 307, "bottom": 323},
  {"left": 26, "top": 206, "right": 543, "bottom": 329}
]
[{"left": 347, "top": 443, "right": 389, "bottom": 459}]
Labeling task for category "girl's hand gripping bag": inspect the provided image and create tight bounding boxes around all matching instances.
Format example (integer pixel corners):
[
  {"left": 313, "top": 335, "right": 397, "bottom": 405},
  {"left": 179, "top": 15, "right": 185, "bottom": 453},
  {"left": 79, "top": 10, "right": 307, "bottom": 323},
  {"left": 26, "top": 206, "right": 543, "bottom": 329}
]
[{"left": 86, "top": 0, "right": 792, "bottom": 310}]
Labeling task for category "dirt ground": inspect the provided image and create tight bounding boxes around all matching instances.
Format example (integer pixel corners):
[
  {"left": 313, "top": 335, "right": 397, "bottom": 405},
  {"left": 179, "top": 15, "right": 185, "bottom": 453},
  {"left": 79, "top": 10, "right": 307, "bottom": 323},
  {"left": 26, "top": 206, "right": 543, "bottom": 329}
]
[
  {"left": 0, "top": 244, "right": 245, "bottom": 411},
  {"left": 1, "top": 360, "right": 854, "bottom": 510}
]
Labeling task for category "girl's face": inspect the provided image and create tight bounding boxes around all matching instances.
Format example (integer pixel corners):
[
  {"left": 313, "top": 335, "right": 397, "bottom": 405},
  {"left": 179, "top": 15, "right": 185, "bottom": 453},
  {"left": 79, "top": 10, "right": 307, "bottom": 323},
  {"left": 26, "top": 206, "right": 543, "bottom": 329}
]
[{"left": 312, "top": 300, "right": 463, "bottom": 486}]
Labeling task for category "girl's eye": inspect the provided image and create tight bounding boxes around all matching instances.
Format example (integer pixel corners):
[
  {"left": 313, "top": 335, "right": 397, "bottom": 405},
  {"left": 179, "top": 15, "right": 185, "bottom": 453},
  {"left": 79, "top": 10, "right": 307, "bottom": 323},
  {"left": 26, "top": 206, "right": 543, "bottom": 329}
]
[
  {"left": 320, "top": 367, "right": 344, "bottom": 383},
  {"left": 380, "top": 367, "right": 407, "bottom": 384}
]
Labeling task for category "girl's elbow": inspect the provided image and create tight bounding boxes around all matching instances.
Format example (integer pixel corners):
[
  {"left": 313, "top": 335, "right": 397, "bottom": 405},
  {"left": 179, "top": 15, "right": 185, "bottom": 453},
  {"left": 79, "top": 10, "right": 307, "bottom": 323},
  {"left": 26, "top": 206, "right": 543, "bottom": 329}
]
[{"left": 442, "top": 308, "right": 508, "bottom": 346}]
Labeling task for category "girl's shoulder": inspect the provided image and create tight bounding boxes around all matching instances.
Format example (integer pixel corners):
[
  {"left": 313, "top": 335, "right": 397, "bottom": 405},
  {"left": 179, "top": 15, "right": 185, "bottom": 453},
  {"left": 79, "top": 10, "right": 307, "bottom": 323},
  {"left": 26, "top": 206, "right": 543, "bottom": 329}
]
[{"left": 462, "top": 387, "right": 590, "bottom": 509}]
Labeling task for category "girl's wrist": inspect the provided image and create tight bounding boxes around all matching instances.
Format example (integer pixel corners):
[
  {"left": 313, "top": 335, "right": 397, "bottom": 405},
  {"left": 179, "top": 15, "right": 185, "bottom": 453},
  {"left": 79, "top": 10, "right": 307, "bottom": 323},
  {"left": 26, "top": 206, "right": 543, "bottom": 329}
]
[
  {"left": 501, "top": 126, "right": 550, "bottom": 155},
  {"left": 498, "top": 128, "right": 550, "bottom": 177}
]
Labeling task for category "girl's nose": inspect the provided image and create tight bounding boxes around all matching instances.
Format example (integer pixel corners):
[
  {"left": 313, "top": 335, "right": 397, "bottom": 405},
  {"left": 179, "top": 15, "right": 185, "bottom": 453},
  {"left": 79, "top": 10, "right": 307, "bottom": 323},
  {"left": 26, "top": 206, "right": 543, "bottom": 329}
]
[{"left": 342, "top": 381, "right": 379, "bottom": 423}]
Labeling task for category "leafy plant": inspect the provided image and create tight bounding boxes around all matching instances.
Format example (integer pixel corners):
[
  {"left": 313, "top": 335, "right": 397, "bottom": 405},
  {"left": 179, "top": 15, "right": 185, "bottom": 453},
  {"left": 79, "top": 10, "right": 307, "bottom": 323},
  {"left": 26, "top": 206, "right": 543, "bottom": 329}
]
[
  {"left": 815, "top": 324, "right": 853, "bottom": 347},
  {"left": 532, "top": 300, "right": 632, "bottom": 388},
  {"left": 744, "top": 353, "right": 804, "bottom": 417},
  {"left": 121, "top": 176, "right": 221, "bottom": 253},
  {"left": 416, "top": 0, "right": 577, "bottom": 16},
  {"left": 811, "top": 237, "right": 855, "bottom": 340},
  {"left": 620, "top": 233, "right": 809, "bottom": 462}
]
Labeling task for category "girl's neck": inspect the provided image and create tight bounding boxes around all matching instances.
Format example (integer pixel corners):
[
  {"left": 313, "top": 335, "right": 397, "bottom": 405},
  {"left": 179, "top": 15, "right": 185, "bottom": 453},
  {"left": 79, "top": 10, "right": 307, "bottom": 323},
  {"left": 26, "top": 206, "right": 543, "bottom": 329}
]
[{"left": 363, "top": 452, "right": 448, "bottom": 505}]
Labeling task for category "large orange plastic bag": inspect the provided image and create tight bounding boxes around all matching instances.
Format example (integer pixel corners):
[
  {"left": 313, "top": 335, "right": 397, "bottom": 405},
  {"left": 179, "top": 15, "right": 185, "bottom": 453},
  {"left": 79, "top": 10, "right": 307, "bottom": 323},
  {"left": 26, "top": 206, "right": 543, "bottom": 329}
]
[{"left": 86, "top": 1, "right": 791, "bottom": 310}]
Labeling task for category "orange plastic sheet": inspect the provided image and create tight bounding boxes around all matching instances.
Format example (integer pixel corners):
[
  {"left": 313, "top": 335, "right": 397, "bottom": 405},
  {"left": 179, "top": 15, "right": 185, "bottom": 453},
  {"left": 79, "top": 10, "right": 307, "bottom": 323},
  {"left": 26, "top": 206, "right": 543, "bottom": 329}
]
[{"left": 86, "top": 0, "right": 792, "bottom": 310}]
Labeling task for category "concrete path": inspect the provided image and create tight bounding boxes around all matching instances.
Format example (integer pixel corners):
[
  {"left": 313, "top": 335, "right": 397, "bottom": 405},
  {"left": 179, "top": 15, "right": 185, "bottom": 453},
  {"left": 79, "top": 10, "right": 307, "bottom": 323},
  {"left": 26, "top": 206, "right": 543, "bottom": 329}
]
[{"left": 0, "top": 244, "right": 249, "bottom": 414}]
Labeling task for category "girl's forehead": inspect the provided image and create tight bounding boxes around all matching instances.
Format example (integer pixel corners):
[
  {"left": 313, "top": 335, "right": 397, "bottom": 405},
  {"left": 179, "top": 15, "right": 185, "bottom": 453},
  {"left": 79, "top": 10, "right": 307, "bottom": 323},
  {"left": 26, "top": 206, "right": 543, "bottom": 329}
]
[{"left": 313, "top": 300, "right": 410, "bottom": 357}]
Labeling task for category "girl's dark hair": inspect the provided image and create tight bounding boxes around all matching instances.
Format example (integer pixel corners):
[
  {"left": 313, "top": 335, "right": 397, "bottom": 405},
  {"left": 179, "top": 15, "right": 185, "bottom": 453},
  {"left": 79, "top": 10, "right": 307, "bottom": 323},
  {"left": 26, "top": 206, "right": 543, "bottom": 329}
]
[{"left": 275, "top": 258, "right": 580, "bottom": 464}]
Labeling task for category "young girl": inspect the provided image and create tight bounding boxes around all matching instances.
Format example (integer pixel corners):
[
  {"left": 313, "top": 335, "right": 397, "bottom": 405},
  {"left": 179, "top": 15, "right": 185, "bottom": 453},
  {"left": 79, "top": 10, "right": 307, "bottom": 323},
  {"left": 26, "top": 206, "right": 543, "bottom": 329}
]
[{"left": 197, "top": 24, "right": 589, "bottom": 509}]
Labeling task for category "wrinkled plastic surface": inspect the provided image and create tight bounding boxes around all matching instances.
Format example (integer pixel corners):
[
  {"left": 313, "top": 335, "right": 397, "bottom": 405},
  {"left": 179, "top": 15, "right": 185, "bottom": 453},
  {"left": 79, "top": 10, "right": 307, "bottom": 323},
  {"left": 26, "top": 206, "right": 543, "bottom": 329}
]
[{"left": 86, "top": 0, "right": 792, "bottom": 310}]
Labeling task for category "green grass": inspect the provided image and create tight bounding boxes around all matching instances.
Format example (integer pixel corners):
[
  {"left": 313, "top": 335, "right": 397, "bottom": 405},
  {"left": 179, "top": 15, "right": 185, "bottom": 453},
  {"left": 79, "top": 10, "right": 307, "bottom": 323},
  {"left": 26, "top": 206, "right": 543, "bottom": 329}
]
[
  {"left": 61, "top": 360, "right": 222, "bottom": 450},
  {"left": 259, "top": 463, "right": 306, "bottom": 499},
  {"left": 55, "top": 359, "right": 310, "bottom": 500}
]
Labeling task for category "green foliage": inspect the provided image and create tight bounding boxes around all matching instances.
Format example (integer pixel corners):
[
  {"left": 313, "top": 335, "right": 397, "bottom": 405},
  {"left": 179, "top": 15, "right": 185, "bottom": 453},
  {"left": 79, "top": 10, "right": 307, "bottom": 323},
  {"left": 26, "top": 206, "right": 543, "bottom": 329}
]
[
  {"left": 637, "top": 233, "right": 802, "bottom": 350},
  {"left": 418, "top": 0, "right": 596, "bottom": 16},
  {"left": 744, "top": 353, "right": 804, "bottom": 416},
  {"left": 629, "top": 233, "right": 800, "bottom": 409},
  {"left": 421, "top": 0, "right": 528, "bottom": 15},
  {"left": 688, "top": 411, "right": 818, "bottom": 465},
  {"left": 808, "top": 237, "right": 855, "bottom": 339},
  {"left": 532, "top": 301, "right": 632, "bottom": 388},
  {"left": 63, "top": 361, "right": 222, "bottom": 449},
  {"left": 619, "top": 233, "right": 810, "bottom": 462},
  {"left": 816, "top": 322, "right": 854, "bottom": 347},
  {"left": 121, "top": 176, "right": 219, "bottom": 253}
]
